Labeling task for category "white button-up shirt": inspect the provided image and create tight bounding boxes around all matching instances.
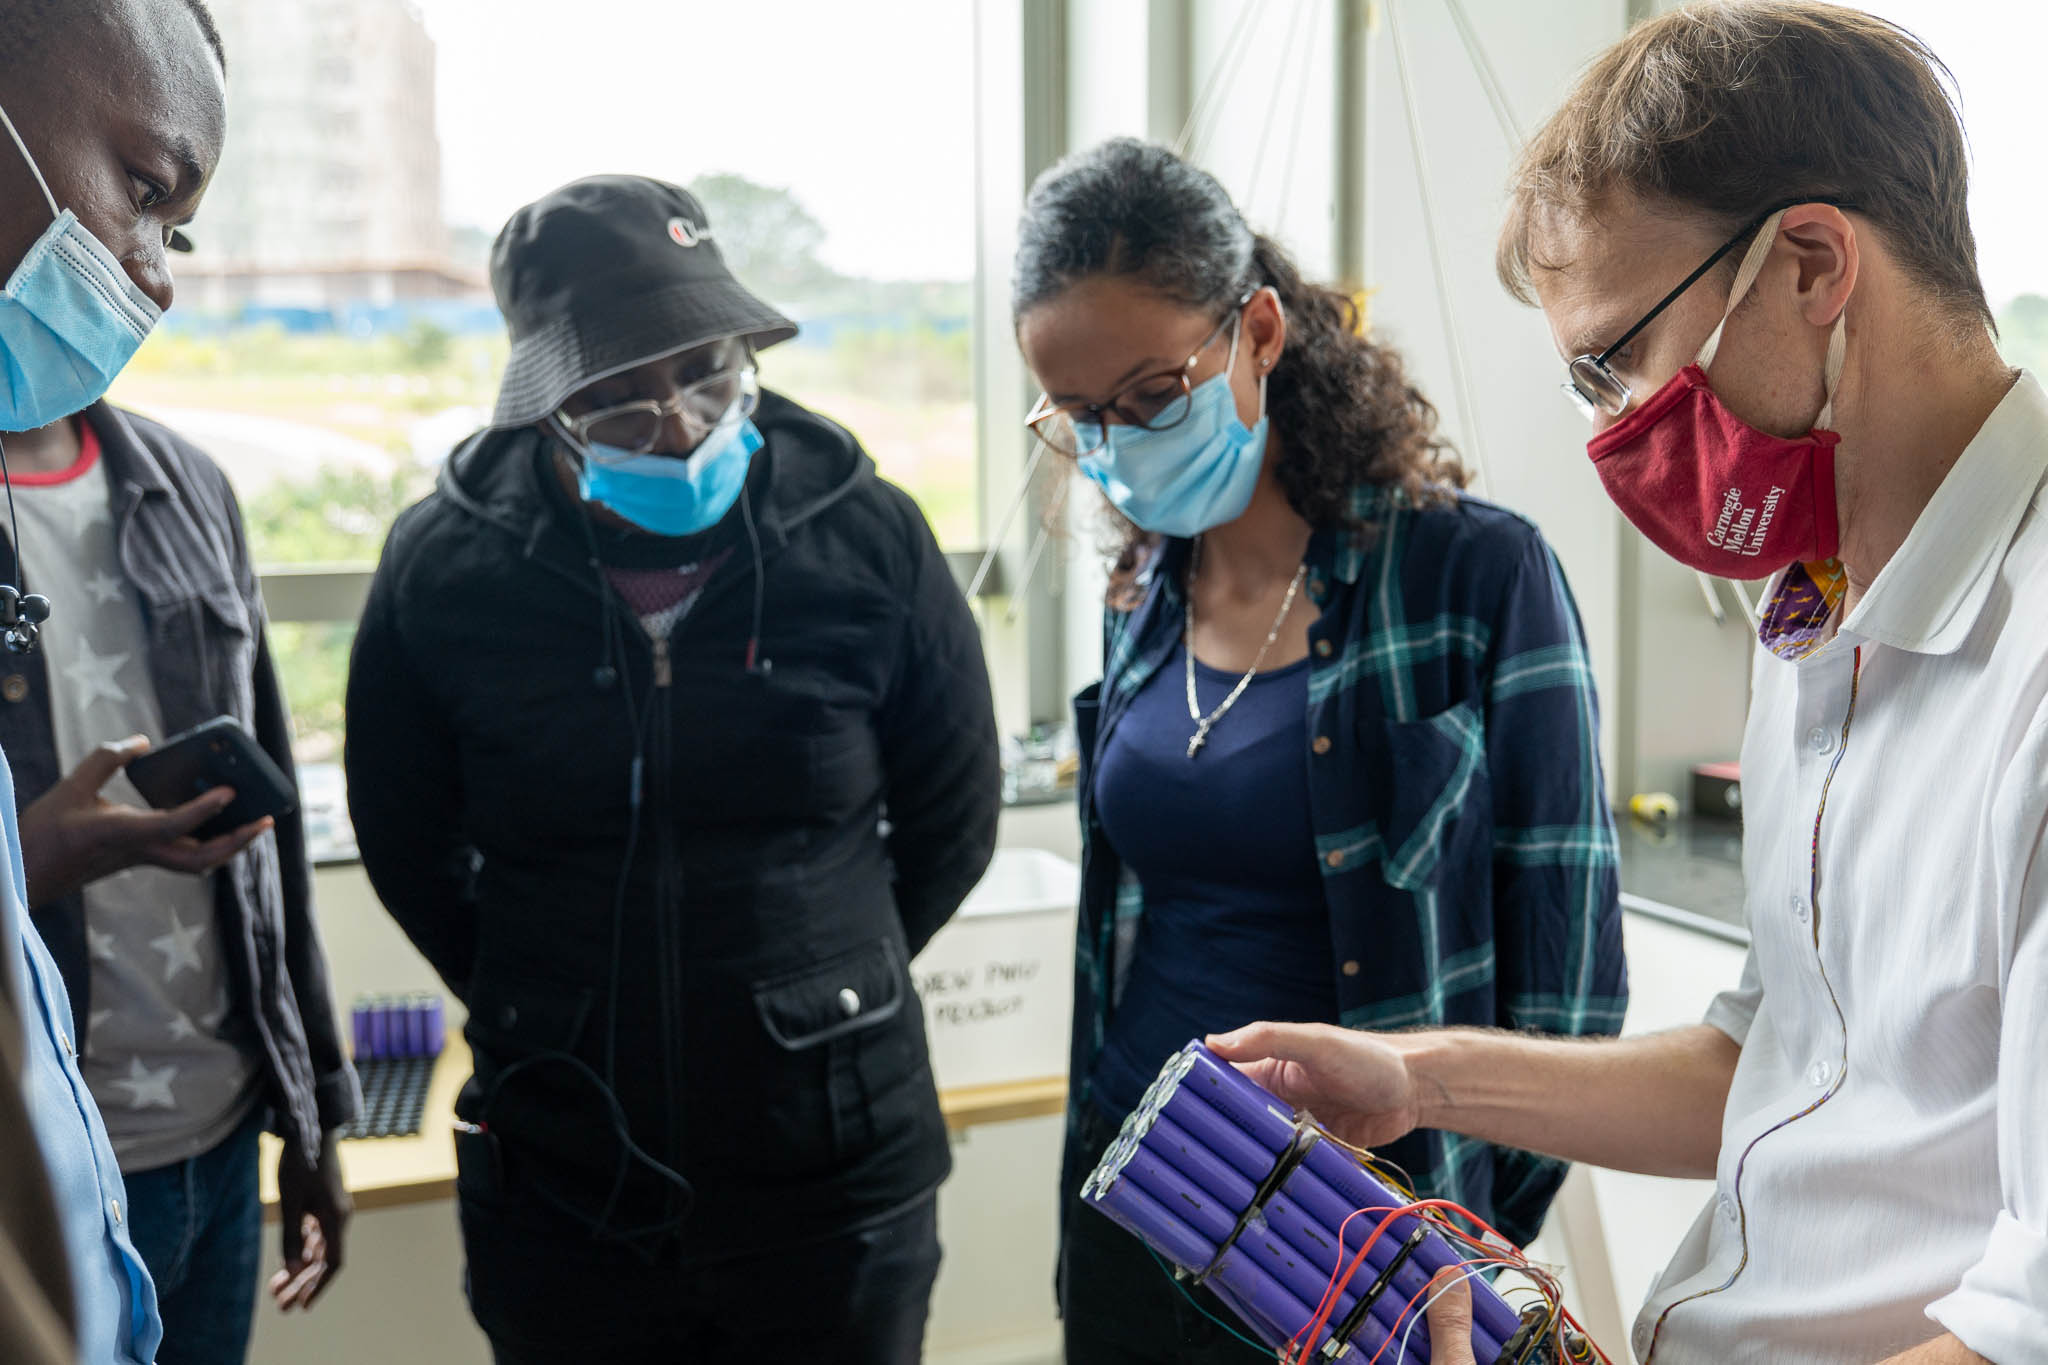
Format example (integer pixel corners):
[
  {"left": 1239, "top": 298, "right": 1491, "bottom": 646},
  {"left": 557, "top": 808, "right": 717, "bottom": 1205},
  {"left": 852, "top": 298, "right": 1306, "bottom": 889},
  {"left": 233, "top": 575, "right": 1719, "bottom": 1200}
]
[{"left": 1637, "top": 373, "right": 2048, "bottom": 1364}]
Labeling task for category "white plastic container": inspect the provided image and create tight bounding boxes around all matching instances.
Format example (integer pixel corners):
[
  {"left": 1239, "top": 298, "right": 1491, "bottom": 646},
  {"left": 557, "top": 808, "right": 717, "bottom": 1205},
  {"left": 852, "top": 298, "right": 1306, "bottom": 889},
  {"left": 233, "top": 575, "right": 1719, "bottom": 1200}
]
[{"left": 912, "top": 847, "right": 1079, "bottom": 1090}]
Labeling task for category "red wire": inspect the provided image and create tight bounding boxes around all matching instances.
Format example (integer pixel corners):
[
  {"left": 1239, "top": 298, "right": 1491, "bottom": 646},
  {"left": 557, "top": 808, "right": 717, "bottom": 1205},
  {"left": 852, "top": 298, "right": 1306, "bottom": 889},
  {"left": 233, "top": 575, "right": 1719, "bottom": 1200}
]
[
  {"left": 1290, "top": 1205, "right": 1403, "bottom": 1360},
  {"left": 1284, "top": 1194, "right": 1592, "bottom": 1365},
  {"left": 1369, "top": 1260, "right": 1520, "bottom": 1365},
  {"left": 1286, "top": 1199, "right": 1477, "bottom": 1365}
]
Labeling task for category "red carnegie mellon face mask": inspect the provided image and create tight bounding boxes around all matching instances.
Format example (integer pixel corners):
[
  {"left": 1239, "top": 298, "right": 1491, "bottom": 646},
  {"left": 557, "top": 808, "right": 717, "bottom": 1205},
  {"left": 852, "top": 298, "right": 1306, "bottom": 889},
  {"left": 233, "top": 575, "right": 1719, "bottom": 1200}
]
[{"left": 1586, "top": 211, "right": 1844, "bottom": 581}]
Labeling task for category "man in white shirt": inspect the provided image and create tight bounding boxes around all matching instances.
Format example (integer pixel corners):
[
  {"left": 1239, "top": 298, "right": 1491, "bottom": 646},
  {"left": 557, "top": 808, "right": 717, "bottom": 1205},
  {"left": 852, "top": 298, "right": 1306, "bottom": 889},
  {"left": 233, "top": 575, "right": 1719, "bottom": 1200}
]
[{"left": 1211, "top": 4, "right": 2044, "bottom": 1362}]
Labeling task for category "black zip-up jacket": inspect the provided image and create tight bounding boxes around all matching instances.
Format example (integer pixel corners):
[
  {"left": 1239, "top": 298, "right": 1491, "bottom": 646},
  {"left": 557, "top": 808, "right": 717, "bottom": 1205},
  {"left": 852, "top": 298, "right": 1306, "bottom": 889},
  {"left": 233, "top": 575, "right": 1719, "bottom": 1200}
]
[
  {"left": 1, "top": 403, "right": 357, "bottom": 1158},
  {"left": 344, "top": 390, "right": 1000, "bottom": 1260}
]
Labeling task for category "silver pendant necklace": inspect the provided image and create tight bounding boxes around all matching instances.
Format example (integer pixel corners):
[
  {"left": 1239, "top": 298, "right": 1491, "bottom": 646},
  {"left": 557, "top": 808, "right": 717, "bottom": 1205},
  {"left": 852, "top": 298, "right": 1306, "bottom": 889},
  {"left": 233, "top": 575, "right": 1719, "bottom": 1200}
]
[{"left": 1183, "top": 536, "right": 1307, "bottom": 758}]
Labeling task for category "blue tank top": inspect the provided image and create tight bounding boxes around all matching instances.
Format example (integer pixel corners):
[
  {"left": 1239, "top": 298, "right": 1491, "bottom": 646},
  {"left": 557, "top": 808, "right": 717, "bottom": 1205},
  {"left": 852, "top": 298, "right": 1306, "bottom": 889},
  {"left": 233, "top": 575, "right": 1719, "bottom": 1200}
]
[{"left": 1088, "top": 643, "right": 1338, "bottom": 1118}]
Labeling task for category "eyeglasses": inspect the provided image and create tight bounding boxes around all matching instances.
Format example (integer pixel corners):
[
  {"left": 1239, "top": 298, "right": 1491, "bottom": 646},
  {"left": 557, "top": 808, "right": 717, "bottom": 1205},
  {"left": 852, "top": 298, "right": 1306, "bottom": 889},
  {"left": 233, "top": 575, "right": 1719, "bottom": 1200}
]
[
  {"left": 1025, "top": 296, "right": 1250, "bottom": 457},
  {"left": 1561, "top": 200, "right": 1854, "bottom": 423},
  {"left": 556, "top": 365, "right": 759, "bottom": 454}
]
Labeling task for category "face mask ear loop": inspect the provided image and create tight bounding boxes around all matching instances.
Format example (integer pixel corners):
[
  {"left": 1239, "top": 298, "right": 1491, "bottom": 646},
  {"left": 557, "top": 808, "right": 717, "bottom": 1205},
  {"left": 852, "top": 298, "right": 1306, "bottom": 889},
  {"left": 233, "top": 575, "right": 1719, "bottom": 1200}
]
[
  {"left": 1815, "top": 310, "right": 1848, "bottom": 431},
  {"left": 0, "top": 433, "right": 22, "bottom": 592},
  {"left": 0, "top": 103, "right": 60, "bottom": 222},
  {"left": 1697, "top": 209, "right": 1789, "bottom": 372}
]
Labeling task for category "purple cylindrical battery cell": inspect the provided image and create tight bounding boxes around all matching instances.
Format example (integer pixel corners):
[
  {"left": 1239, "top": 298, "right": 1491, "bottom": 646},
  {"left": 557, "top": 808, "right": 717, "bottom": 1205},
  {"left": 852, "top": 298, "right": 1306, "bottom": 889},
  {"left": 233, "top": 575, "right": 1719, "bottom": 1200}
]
[
  {"left": 1137, "top": 1114, "right": 1510, "bottom": 1361},
  {"left": 1118, "top": 1141, "right": 1366, "bottom": 1343},
  {"left": 1089, "top": 1175, "right": 1323, "bottom": 1353},
  {"left": 406, "top": 998, "right": 429, "bottom": 1058},
  {"left": 373, "top": 997, "right": 397, "bottom": 1060},
  {"left": 350, "top": 1002, "right": 370, "bottom": 1060},
  {"left": 422, "top": 995, "right": 445, "bottom": 1056},
  {"left": 1170, "top": 1048, "right": 1524, "bottom": 1348},
  {"left": 1086, "top": 1164, "right": 1220, "bottom": 1275}
]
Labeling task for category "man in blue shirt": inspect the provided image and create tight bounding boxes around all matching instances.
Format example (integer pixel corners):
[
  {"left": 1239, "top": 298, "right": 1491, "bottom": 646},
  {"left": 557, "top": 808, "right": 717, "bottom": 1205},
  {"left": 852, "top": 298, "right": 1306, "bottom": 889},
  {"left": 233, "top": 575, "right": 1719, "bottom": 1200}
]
[{"left": 0, "top": 0, "right": 235, "bottom": 1359}]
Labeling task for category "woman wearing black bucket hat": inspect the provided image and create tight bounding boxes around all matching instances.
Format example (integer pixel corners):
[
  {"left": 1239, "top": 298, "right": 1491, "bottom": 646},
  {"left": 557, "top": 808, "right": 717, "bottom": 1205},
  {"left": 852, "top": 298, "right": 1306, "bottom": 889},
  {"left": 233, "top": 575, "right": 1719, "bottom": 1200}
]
[{"left": 344, "top": 174, "right": 1001, "bottom": 1363}]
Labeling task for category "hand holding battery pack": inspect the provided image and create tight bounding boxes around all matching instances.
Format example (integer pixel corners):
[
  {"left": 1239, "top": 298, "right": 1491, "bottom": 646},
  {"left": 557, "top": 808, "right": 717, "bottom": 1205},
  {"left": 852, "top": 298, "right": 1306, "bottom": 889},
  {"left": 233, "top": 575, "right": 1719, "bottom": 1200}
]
[
  {"left": 1082, "top": 1041, "right": 1609, "bottom": 1363},
  {"left": 1209, "top": 1020, "right": 1425, "bottom": 1152}
]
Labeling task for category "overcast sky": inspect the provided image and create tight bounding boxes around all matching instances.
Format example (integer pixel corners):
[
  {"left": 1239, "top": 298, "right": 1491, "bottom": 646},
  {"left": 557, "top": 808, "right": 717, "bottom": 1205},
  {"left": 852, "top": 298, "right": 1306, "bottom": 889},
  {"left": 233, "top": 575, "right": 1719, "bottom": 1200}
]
[
  {"left": 1855, "top": 0, "right": 2048, "bottom": 307},
  {"left": 412, "top": 0, "right": 980, "bottom": 281},
  {"left": 412, "top": 0, "right": 2048, "bottom": 304}
]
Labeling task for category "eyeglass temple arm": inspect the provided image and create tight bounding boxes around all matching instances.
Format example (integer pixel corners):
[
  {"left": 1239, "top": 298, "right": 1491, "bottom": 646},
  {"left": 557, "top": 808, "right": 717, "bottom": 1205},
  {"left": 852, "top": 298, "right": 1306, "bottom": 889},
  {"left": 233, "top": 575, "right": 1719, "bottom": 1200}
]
[
  {"left": 1593, "top": 221, "right": 1760, "bottom": 367},
  {"left": 1593, "top": 200, "right": 1859, "bottom": 367}
]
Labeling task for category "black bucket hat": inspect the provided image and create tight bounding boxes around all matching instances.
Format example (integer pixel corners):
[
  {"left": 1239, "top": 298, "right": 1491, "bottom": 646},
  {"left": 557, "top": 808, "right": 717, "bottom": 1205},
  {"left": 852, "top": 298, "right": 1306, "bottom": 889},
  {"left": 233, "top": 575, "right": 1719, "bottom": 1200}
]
[{"left": 488, "top": 174, "right": 798, "bottom": 429}]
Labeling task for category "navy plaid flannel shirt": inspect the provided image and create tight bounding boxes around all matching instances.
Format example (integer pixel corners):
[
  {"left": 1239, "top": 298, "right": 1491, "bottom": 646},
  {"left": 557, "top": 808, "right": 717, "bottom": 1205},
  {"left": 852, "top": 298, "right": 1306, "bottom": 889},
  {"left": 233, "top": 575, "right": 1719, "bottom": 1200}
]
[{"left": 1068, "top": 487, "right": 1628, "bottom": 1245}]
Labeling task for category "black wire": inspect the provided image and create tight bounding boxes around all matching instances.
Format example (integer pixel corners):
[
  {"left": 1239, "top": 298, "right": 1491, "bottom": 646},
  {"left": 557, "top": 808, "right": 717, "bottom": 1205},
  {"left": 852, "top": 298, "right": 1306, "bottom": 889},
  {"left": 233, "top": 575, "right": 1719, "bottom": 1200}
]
[
  {"left": 495, "top": 428, "right": 689, "bottom": 1250},
  {"left": 0, "top": 433, "right": 22, "bottom": 591},
  {"left": 564, "top": 446, "right": 647, "bottom": 1092},
  {"left": 738, "top": 476, "right": 766, "bottom": 671}
]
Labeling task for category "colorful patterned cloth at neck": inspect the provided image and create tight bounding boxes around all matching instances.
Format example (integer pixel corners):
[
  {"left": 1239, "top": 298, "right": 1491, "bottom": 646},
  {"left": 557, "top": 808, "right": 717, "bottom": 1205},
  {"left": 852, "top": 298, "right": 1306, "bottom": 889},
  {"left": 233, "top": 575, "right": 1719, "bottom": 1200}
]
[{"left": 1759, "top": 559, "right": 1851, "bottom": 660}]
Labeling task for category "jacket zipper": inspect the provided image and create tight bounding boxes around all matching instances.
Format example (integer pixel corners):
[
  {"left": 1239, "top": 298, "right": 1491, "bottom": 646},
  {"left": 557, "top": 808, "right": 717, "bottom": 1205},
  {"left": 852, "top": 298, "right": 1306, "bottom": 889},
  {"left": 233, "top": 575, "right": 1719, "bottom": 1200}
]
[{"left": 652, "top": 636, "right": 671, "bottom": 689}]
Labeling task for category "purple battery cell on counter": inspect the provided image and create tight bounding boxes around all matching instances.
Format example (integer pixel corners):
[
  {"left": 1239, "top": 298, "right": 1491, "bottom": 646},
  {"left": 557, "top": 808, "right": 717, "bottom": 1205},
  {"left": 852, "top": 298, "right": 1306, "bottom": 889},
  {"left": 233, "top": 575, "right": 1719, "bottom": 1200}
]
[
  {"left": 350, "top": 1003, "right": 368, "bottom": 1060},
  {"left": 406, "top": 998, "right": 429, "bottom": 1058},
  {"left": 422, "top": 995, "right": 445, "bottom": 1056},
  {"left": 359, "top": 1000, "right": 380, "bottom": 1060},
  {"left": 1170, "top": 1048, "right": 1524, "bottom": 1349}
]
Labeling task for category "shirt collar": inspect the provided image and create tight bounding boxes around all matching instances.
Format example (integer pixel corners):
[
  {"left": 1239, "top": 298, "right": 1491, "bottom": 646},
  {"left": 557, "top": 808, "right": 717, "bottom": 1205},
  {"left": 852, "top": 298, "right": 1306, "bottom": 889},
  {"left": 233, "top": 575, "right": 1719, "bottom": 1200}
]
[
  {"left": 1761, "top": 370, "right": 2048, "bottom": 660},
  {"left": 81, "top": 403, "right": 176, "bottom": 499}
]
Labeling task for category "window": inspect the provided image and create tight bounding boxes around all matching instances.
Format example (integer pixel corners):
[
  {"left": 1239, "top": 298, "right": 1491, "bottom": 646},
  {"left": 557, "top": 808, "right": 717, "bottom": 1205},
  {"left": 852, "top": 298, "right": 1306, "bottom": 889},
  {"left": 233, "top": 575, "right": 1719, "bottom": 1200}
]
[
  {"left": 107, "top": 0, "right": 984, "bottom": 823},
  {"left": 1844, "top": 3, "right": 2048, "bottom": 371}
]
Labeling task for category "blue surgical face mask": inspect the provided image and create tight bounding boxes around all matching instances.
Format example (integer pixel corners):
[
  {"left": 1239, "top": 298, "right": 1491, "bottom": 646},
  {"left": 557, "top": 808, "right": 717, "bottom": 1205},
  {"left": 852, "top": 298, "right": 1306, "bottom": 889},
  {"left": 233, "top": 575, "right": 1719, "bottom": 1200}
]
[
  {"left": 573, "top": 405, "right": 763, "bottom": 537},
  {"left": 1076, "top": 313, "right": 1268, "bottom": 538},
  {"left": 0, "top": 102, "right": 165, "bottom": 433}
]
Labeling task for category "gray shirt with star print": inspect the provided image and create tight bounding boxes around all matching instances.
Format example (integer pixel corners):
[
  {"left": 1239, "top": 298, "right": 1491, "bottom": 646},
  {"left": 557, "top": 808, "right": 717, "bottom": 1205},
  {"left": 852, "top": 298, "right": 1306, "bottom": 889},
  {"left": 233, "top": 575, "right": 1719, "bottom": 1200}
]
[{"left": 14, "top": 449, "right": 258, "bottom": 1172}]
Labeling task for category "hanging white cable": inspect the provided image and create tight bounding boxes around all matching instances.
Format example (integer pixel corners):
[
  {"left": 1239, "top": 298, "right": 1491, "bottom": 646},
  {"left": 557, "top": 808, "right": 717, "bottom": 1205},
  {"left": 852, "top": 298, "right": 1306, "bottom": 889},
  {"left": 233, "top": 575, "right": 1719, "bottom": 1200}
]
[
  {"left": 1694, "top": 570, "right": 1729, "bottom": 626},
  {"left": 965, "top": 440, "right": 1048, "bottom": 600},
  {"left": 1729, "top": 577, "right": 1761, "bottom": 630},
  {"left": 1272, "top": 0, "right": 1324, "bottom": 230},
  {"left": 1004, "top": 524, "right": 1056, "bottom": 624},
  {"left": 1244, "top": 0, "right": 1315, "bottom": 214},
  {"left": 1443, "top": 0, "right": 1524, "bottom": 146},
  {"left": 1384, "top": 0, "right": 1490, "bottom": 493},
  {"left": 1390, "top": 1263, "right": 1497, "bottom": 1363},
  {"left": 1174, "top": 3, "right": 1264, "bottom": 159}
]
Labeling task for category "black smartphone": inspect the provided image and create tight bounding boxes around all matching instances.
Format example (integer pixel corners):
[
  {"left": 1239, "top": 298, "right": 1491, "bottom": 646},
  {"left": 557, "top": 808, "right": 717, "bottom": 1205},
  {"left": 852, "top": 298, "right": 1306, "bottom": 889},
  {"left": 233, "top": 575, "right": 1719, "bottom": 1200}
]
[{"left": 126, "top": 717, "right": 298, "bottom": 842}]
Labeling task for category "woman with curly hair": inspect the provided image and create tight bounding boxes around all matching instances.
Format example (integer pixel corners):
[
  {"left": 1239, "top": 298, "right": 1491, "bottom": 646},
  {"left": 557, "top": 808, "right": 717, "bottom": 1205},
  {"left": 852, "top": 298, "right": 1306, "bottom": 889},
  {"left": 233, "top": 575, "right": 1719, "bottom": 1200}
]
[{"left": 1014, "top": 138, "right": 1628, "bottom": 1363}]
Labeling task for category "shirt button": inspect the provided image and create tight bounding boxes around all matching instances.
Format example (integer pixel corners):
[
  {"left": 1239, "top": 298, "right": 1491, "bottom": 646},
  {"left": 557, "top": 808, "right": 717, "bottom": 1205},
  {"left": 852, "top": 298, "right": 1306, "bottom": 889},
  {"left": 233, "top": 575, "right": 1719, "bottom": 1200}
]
[
  {"left": 1717, "top": 1194, "right": 1736, "bottom": 1222},
  {"left": 1312, "top": 736, "right": 1333, "bottom": 756},
  {"left": 1634, "top": 1324, "right": 1654, "bottom": 1357},
  {"left": 1807, "top": 1059, "right": 1833, "bottom": 1088},
  {"left": 1314, "top": 639, "right": 1333, "bottom": 659},
  {"left": 1806, "top": 725, "right": 1836, "bottom": 755},
  {"left": 1341, "top": 960, "right": 1361, "bottom": 977},
  {"left": 109, "top": 1199, "right": 121, "bottom": 1226},
  {"left": 58, "top": 1033, "right": 73, "bottom": 1059},
  {"left": 1308, "top": 577, "right": 1327, "bottom": 599},
  {"left": 1325, "top": 849, "right": 1345, "bottom": 869},
  {"left": 837, "top": 988, "right": 861, "bottom": 1017},
  {"left": 0, "top": 674, "right": 26, "bottom": 704},
  {"left": 1789, "top": 893, "right": 1809, "bottom": 923}
]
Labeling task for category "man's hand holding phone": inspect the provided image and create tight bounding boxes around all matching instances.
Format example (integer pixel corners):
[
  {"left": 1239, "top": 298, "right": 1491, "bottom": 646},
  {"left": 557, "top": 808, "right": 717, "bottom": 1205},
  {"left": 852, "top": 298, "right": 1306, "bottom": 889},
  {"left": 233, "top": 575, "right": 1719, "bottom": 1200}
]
[{"left": 19, "top": 735, "right": 273, "bottom": 905}]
